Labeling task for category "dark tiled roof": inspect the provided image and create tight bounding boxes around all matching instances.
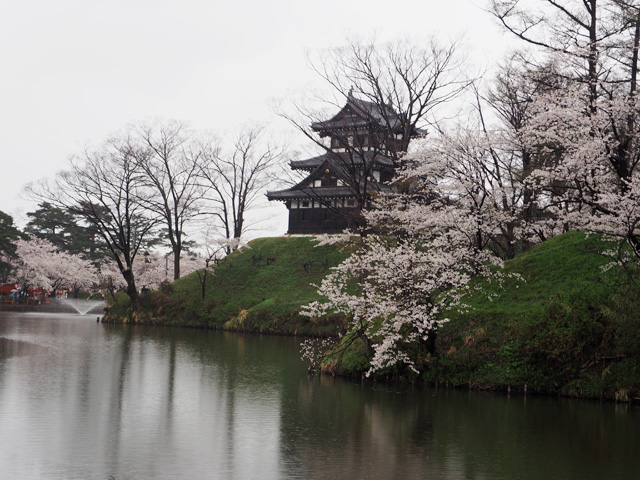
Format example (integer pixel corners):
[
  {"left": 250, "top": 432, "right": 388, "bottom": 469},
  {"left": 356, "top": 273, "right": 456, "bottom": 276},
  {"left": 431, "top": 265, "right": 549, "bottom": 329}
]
[
  {"left": 311, "top": 93, "right": 403, "bottom": 133},
  {"left": 290, "top": 154, "right": 326, "bottom": 170},
  {"left": 267, "top": 183, "right": 392, "bottom": 201},
  {"left": 267, "top": 172, "right": 393, "bottom": 201},
  {"left": 267, "top": 186, "right": 356, "bottom": 201},
  {"left": 291, "top": 150, "right": 394, "bottom": 171},
  {"left": 268, "top": 95, "right": 404, "bottom": 206}
]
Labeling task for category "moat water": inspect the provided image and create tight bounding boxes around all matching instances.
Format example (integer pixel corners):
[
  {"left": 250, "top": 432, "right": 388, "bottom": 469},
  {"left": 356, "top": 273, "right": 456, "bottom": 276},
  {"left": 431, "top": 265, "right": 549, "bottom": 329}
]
[{"left": 0, "top": 311, "right": 638, "bottom": 479}]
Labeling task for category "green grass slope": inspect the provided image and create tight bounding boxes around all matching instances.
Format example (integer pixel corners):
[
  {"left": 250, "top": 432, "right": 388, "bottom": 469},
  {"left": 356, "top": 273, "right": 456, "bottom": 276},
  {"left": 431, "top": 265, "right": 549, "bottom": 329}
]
[
  {"left": 132, "top": 236, "right": 350, "bottom": 335},
  {"left": 432, "top": 231, "right": 640, "bottom": 400}
]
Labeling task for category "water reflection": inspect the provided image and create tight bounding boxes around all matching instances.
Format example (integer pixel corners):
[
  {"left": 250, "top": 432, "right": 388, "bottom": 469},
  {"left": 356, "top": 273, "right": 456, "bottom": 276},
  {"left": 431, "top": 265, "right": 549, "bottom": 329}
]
[
  {"left": 0, "top": 336, "right": 48, "bottom": 359},
  {"left": 0, "top": 312, "right": 638, "bottom": 479},
  {"left": 282, "top": 372, "right": 640, "bottom": 479}
]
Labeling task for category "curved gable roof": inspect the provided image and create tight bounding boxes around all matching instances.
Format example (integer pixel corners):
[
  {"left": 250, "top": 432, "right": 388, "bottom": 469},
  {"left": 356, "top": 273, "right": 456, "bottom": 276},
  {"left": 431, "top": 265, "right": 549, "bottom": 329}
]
[{"left": 311, "top": 92, "right": 403, "bottom": 134}]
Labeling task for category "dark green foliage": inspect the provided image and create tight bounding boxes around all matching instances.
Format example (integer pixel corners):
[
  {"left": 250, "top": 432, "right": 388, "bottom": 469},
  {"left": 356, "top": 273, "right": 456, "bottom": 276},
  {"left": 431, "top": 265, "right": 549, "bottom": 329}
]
[
  {"left": 321, "top": 336, "right": 373, "bottom": 377},
  {"left": 0, "top": 210, "right": 24, "bottom": 281},
  {"left": 25, "top": 202, "right": 74, "bottom": 247},
  {"left": 25, "top": 202, "right": 108, "bottom": 261},
  {"left": 158, "top": 280, "right": 174, "bottom": 295}
]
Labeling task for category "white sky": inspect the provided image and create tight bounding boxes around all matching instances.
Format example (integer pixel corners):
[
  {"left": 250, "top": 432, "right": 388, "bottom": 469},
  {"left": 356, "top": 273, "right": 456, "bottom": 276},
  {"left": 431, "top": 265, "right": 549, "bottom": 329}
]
[{"left": 0, "top": 0, "right": 507, "bottom": 237}]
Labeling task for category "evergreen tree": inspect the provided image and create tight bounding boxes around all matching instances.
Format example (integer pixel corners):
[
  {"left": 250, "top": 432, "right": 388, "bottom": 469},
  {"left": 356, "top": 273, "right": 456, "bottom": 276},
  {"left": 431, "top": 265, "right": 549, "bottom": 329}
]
[
  {"left": 0, "top": 210, "right": 23, "bottom": 282},
  {"left": 25, "top": 202, "right": 108, "bottom": 261}
]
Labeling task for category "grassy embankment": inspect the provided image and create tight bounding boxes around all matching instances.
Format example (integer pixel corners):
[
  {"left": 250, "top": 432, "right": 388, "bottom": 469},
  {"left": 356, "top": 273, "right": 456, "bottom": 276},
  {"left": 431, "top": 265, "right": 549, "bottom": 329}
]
[
  {"left": 106, "top": 231, "right": 640, "bottom": 400},
  {"left": 105, "top": 236, "right": 350, "bottom": 335},
  {"left": 431, "top": 231, "right": 640, "bottom": 400}
]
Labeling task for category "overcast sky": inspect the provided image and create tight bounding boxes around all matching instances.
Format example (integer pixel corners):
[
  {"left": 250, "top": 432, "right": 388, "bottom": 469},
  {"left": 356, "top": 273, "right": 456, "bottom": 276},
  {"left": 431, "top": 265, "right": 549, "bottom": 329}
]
[{"left": 0, "top": 0, "right": 506, "bottom": 236}]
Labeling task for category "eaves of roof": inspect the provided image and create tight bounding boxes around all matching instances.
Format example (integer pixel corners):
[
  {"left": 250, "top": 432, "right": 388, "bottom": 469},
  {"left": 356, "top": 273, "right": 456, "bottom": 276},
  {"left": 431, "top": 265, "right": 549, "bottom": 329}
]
[
  {"left": 266, "top": 183, "right": 393, "bottom": 201},
  {"left": 291, "top": 151, "right": 394, "bottom": 171}
]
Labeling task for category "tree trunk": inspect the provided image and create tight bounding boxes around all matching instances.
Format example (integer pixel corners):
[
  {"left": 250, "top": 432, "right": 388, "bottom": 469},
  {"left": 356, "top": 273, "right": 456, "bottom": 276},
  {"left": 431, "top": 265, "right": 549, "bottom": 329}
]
[
  {"left": 587, "top": 0, "right": 598, "bottom": 112},
  {"left": 424, "top": 329, "right": 437, "bottom": 355},
  {"left": 173, "top": 248, "right": 180, "bottom": 281},
  {"left": 196, "top": 265, "right": 209, "bottom": 300},
  {"left": 122, "top": 268, "right": 141, "bottom": 311}
]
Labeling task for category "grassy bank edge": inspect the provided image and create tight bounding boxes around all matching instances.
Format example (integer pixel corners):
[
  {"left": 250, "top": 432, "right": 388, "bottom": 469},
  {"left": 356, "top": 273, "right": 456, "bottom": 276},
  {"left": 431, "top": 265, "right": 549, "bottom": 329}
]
[{"left": 104, "top": 232, "right": 640, "bottom": 401}]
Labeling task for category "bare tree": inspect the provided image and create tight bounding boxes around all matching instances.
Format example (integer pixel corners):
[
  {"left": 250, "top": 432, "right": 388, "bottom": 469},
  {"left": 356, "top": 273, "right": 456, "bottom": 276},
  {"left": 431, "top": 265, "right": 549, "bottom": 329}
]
[
  {"left": 192, "top": 231, "right": 227, "bottom": 300},
  {"left": 489, "top": 0, "right": 640, "bottom": 105},
  {"left": 490, "top": 0, "right": 599, "bottom": 104},
  {"left": 490, "top": 0, "right": 640, "bottom": 186},
  {"left": 134, "top": 121, "right": 205, "bottom": 280},
  {"left": 198, "top": 126, "right": 284, "bottom": 252},
  {"left": 274, "top": 37, "right": 471, "bottom": 229},
  {"left": 28, "top": 135, "right": 158, "bottom": 311},
  {"left": 307, "top": 37, "right": 470, "bottom": 152}
]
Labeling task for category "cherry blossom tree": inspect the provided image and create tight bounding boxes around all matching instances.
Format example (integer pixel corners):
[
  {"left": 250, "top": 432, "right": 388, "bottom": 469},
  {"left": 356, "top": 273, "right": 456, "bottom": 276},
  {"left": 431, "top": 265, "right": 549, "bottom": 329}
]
[
  {"left": 96, "top": 251, "right": 202, "bottom": 296},
  {"left": 413, "top": 120, "right": 524, "bottom": 258},
  {"left": 488, "top": 0, "right": 640, "bottom": 268},
  {"left": 302, "top": 153, "right": 508, "bottom": 375},
  {"left": 13, "top": 238, "right": 98, "bottom": 294},
  {"left": 134, "top": 251, "right": 201, "bottom": 291},
  {"left": 485, "top": 56, "right": 571, "bottom": 242},
  {"left": 97, "top": 258, "right": 127, "bottom": 301},
  {"left": 520, "top": 88, "right": 640, "bottom": 262}
]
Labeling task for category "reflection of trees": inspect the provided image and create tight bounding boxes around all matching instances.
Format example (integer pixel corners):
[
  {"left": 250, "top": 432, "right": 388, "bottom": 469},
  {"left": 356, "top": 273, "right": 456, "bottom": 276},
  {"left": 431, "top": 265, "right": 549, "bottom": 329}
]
[
  {"left": 428, "top": 392, "right": 640, "bottom": 480},
  {"left": 278, "top": 377, "right": 640, "bottom": 480},
  {"left": 97, "top": 326, "right": 640, "bottom": 480},
  {"left": 278, "top": 377, "right": 437, "bottom": 479},
  {"left": 0, "top": 337, "right": 48, "bottom": 359},
  {"left": 2, "top": 314, "right": 638, "bottom": 479},
  {"left": 100, "top": 327, "right": 287, "bottom": 478}
]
